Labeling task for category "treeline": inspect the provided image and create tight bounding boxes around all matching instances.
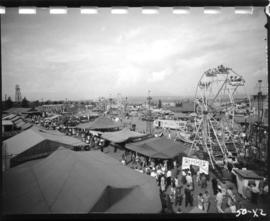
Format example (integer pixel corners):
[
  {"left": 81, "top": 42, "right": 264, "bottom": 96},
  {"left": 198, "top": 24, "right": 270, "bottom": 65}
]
[{"left": 2, "top": 97, "right": 96, "bottom": 111}]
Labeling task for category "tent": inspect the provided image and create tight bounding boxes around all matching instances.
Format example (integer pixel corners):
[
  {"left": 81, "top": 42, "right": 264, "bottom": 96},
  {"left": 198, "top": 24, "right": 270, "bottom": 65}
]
[
  {"left": 2, "top": 127, "right": 85, "bottom": 170},
  {"left": 232, "top": 168, "right": 263, "bottom": 199},
  {"left": 125, "top": 137, "right": 190, "bottom": 159},
  {"left": 77, "top": 115, "right": 120, "bottom": 131},
  {"left": 3, "top": 148, "right": 162, "bottom": 214},
  {"left": 101, "top": 128, "right": 147, "bottom": 143}
]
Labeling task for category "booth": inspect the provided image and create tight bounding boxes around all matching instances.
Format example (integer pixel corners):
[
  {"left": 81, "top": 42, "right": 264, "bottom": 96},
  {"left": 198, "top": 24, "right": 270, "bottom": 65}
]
[{"left": 232, "top": 168, "right": 263, "bottom": 199}]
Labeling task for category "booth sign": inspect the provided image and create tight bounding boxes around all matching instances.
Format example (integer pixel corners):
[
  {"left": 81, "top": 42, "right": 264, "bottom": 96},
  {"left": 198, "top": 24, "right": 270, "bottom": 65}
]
[{"left": 182, "top": 157, "right": 209, "bottom": 174}]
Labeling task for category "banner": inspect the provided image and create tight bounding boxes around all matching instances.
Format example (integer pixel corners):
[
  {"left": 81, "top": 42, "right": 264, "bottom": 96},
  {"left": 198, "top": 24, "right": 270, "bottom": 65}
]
[{"left": 182, "top": 157, "right": 209, "bottom": 175}]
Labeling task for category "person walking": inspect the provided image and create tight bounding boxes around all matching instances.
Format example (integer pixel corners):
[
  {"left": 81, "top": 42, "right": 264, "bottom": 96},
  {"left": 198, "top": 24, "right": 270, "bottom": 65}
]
[
  {"left": 197, "top": 193, "right": 204, "bottom": 210},
  {"left": 203, "top": 190, "right": 210, "bottom": 212}
]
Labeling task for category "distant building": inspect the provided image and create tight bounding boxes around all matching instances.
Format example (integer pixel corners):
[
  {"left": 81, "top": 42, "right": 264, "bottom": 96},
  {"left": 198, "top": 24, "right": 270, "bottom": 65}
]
[
  {"left": 40, "top": 104, "right": 65, "bottom": 113},
  {"left": 167, "top": 102, "right": 194, "bottom": 114},
  {"left": 162, "top": 102, "right": 176, "bottom": 107},
  {"left": 15, "top": 85, "right": 22, "bottom": 102}
]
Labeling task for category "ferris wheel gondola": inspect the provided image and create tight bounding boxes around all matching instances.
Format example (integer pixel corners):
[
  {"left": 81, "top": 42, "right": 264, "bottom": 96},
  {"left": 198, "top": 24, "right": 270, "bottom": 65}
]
[{"left": 190, "top": 65, "right": 251, "bottom": 169}]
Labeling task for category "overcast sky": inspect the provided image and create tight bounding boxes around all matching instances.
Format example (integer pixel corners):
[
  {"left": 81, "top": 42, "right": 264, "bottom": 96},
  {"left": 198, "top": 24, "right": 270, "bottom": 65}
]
[{"left": 1, "top": 7, "right": 267, "bottom": 101}]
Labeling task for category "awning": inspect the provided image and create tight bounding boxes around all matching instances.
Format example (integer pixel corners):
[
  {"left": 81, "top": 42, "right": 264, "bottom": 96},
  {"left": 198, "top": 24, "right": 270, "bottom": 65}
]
[
  {"left": 102, "top": 128, "right": 147, "bottom": 143},
  {"left": 2, "top": 120, "right": 14, "bottom": 126},
  {"left": 77, "top": 115, "right": 120, "bottom": 130},
  {"left": 125, "top": 137, "right": 190, "bottom": 159}
]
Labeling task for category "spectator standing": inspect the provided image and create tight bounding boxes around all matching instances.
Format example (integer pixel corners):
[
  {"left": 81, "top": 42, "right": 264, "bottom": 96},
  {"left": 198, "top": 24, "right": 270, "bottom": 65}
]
[
  {"left": 186, "top": 172, "right": 193, "bottom": 187},
  {"left": 175, "top": 186, "right": 183, "bottom": 207},
  {"left": 250, "top": 184, "right": 259, "bottom": 204},
  {"left": 201, "top": 173, "right": 207, "bottom": 188},
  {"left": 196, "top": 171, "right": 201, "bottom": 187},
  {"left": 203, "top": 191, "right": 210, "bottom": 212},
  {"left": 181, "top": 170, "right": 187, "bottom": 185},
  {"left": 165, "top": 194, "right": 173, "bottom": 213},
  {"left": 216, "top": 189, "right": 224, "bottom": 213},
  {"left": 169, "top": 186, "right": 176, "bottom": 205},
  {"left": 166, "top": 169, "right": 172, "bottom": 187},
  {"left": 212, "top": 178, "right": 218, "bottom": 195},
  {"left": 226, "top": 187, "right": 236, "bottom": 205},
  {"left": 160, "top": 175, "right": 166, "bottom": 193},
  {"left": 184, "top": 184, "right": 193, "bottom": 207}
]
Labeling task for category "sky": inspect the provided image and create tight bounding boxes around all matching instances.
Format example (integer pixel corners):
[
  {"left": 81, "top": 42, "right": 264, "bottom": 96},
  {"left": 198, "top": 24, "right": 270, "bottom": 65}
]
[{"left": 1, "top": 7, "right": 268, "bottom": 101}]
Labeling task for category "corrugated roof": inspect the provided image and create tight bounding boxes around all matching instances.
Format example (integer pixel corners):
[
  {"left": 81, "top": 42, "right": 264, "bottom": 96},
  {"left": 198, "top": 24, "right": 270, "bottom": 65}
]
[
  {"left": 11, "top": 116, "right": 21, "bottom": 122},
  {"left": 2, "top": 114, "right": 17, "bottom": 120},
  {"left": 21, "top": 123, "right": 33, "bottom": 130},
  {"left": 233, "top": 168, "right": 263, "bottom": 180},
  {"left": 3, "top": 148, "right": 161, "bottom": 214}
]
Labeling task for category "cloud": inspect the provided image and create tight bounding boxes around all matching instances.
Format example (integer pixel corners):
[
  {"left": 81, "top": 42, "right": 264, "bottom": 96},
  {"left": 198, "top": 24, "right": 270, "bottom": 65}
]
[
  {"left": 115, "top": 65, "right": 143, "bottom": 88},
  {"left": 115, "top": 27, "right": 143, "bottom": 44},
  {"left": 148, "top": 68, "right": 172, "bottom": 83}
]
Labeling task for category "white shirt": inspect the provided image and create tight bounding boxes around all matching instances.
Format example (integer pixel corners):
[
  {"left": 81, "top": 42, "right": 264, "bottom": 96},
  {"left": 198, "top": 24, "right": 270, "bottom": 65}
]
[
  {"left": 167, "top": 170, "right": 172, "bottom": 177},
  {"left": 175, "top": 178, "right": 179, "bottom": 187},
  {"left": 186, "top": 175, "right": 192, "bottom": 184},
  {"left": 230, "top": 205, "right": 236, "bottom": 213},
  {"left": 216, "top": 192, "right": 223, "bottom": 204},
  {"left": 161, "top": 167, "right": 166, "bottom": 174},
  {"left": 151, "top": 171, "right": 157, "bottom": 178}
]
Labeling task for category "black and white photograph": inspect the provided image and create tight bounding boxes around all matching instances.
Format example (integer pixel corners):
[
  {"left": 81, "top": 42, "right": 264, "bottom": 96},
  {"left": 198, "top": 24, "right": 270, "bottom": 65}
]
[{"left": 1, "top": 6, "right": 269, "bottom": 215}]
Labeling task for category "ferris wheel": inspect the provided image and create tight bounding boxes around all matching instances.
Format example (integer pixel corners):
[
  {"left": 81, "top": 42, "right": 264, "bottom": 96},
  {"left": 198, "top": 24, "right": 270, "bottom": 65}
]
[{"left": 191, "top": 65, "right": 251, "bottom": 168}]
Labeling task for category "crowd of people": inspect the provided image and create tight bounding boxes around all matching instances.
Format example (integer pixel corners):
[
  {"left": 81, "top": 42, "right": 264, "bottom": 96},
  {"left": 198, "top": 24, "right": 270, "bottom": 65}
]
[{"left": 119, "top": 149, "right": 254, "bottom": 214}]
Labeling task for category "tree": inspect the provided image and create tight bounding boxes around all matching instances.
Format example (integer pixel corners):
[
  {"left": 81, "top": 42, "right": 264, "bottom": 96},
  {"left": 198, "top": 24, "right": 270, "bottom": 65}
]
[
  {"left": 158, "top": 99, "right": 162, "bottom": 108},
  {"left": 5, "top": 96, "right": 13, "bottom": 109},
  {"left": 33, "top": 100, "right": 40, "bottom": 107},
  {"left": 21, "top": 97, "right": 29, "bottom": 107}
]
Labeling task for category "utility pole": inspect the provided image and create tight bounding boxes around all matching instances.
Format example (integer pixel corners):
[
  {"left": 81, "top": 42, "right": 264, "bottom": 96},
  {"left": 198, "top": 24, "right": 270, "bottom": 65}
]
[
  {"left": 146, "top": 90, "right": 153, "bottom": 134},
  {"left": 256, "top": 80, "right": 263, "bottom": 159}
]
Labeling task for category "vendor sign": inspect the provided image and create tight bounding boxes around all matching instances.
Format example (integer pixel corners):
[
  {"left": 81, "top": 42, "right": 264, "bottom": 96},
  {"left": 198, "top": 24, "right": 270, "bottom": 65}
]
[{"left": 182, "top": 157, "right": 209, "bottom": 174}]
